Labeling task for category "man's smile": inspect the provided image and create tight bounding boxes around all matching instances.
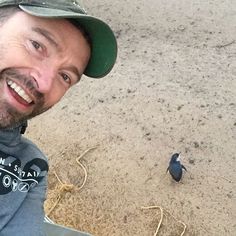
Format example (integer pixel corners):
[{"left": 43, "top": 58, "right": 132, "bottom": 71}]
[{"left": 6, "top": 79, "right": 34, "bottom": 107}]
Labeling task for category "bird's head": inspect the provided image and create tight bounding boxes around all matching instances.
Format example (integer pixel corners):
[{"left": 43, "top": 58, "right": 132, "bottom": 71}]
[{"left": 170, "top": 153, "right": 181, "bottom": 163}]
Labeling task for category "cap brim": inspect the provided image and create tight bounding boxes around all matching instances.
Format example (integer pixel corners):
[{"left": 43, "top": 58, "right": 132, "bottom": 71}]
[{"left": 19, "top": 5, "right": 117, "bottom": 78}]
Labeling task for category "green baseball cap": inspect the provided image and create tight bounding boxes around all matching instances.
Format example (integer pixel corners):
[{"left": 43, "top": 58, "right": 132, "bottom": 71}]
[{"left": 0, "top": 0, "right": 118, "bottom": 78}]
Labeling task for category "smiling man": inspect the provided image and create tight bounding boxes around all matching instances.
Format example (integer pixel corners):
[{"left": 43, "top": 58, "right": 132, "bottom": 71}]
[
  {"left": 0, "top": 12, "right": 91, "bottom": 127},
  {"left": 0, "top": 1, "right": 117, "bottom": 235}
]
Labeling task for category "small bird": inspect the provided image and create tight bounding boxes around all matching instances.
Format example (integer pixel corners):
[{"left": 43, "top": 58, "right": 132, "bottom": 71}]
[{"left": 167, "top": 153, "right": 187, "bottom": 182}]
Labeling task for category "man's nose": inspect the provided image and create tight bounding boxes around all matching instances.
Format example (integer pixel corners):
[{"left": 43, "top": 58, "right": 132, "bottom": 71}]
[{"left": 30, "top": 68, "right": 55, "bottom": 93}]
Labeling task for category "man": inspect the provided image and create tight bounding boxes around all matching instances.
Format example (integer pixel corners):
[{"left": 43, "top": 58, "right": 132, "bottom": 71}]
[{"left": 0, "top": 1, "right": 117, "bottom": 235}]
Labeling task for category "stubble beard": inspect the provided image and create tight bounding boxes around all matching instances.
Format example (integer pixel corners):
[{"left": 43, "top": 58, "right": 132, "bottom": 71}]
[{"left": 0, "top": 69, "right": 51, "bottom": 129}]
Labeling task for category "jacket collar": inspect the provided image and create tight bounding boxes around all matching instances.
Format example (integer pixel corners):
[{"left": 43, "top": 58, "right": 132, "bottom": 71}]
[{"left": 0, "top": 121, "right": 27, "bottom": 146}]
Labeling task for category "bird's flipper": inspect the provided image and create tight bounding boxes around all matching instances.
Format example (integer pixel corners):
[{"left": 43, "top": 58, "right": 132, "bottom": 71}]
[
  {"left": 182, "top": 165, "right": 187, "bottom": 171},
  {"left": 166, "top": 167, "right": 169, "bottom": 174}
]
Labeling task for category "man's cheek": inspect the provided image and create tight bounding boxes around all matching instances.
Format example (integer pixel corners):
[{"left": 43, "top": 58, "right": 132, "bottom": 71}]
[{"left": 0, "top": 49, "right": 30, "bottom": 71}]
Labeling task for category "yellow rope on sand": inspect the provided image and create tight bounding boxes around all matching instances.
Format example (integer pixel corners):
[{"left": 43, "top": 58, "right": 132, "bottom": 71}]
[
  {"left": 46, "top": 146, "right": 97, "bottom": 216},
  {"left": 141, "top": 206, "right": 163, "bottom": 236},
  {"left": 46, "top": 171, "right": 75, "bottom": 216},
  {"left": 165, "top": 209, "right": 187, "bottom": 236},
  {"left": 76, "top": 147, "right": 97, "bottom": 190},
  {"left": 141, "top": 205, "right": 187, "bottom": 236}
]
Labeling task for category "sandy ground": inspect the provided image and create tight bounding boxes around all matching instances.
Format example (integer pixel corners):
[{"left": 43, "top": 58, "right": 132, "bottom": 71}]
[{"left": 26, "top": 0, "right": 236, "bottom": 235}]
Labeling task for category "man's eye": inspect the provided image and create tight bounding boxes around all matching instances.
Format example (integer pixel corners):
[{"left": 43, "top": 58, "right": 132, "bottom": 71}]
[
  {"left": 61, "top": 73, "right": 71, "bottom": 84},
  {"left": 30, "top": 40, "right": 42, "bottom": 51}
]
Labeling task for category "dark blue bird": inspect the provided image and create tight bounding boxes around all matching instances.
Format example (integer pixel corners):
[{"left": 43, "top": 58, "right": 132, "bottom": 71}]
[{"left": 167, "top": 153, "right": 187, "bottom": 182}]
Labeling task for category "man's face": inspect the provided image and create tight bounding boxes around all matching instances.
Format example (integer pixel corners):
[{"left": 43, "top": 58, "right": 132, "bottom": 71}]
[{"left": 0, "top": 11, "right": 90, "bottom": 128}]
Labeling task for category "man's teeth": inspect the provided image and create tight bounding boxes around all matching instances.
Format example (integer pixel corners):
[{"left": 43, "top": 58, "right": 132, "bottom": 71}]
[{"left": 7, "top": 80, "right": 33, "bottom": 103}]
